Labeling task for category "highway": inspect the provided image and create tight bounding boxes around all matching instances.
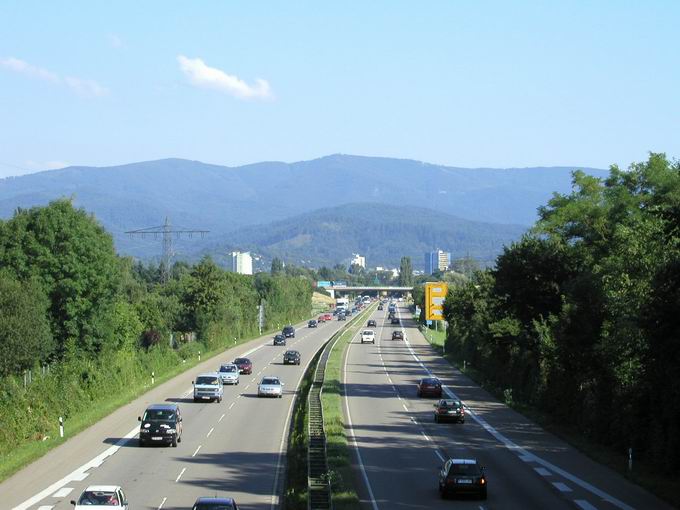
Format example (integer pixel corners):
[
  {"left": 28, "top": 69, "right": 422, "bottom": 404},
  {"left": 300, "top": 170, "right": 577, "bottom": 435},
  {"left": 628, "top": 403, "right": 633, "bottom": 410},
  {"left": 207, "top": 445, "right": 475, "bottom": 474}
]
[
  {"left": 3, "top": 315, "right": 351, "bottom": 510},
  {"left": 343, "top": 304, "right": 673, "bottom": 510}
]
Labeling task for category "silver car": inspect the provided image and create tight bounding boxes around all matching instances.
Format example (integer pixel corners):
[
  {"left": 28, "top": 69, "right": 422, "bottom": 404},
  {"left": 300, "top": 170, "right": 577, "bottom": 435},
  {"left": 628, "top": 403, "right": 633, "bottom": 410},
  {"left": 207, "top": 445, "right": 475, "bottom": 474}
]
[
  {"left": 218, "top": 363, "right": 240, "bottom": 385},
  {"left": 257, "top": 376, "right": 283, "bottom": 398}
]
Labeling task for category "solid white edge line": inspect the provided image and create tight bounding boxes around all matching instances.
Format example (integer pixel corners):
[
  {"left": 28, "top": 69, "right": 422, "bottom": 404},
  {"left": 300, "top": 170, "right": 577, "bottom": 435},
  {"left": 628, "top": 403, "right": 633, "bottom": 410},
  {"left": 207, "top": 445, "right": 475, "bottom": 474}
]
[
  {"left": 12, "top": 425, "right": 139, "bottom": 510},
  {"left": 344, "top": 318, "right": 380, "bottom": 510},
  {"left": 401, "top": 324, "right": 635, "bottom": 510}
]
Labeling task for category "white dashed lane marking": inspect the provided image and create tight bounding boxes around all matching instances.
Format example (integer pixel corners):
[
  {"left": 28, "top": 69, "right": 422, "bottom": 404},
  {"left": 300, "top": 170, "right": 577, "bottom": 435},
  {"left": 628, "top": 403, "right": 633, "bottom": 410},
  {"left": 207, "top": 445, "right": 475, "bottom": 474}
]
[
  {"left": 158, "top": 496, "right": 167, "bottom": 509},
  {"left": 534, "top": 467, "right": 552, "bottom": 476},
  {"left": 228, "top": 402, "right": 235, "bottom": 410},
  {"left": 574, "top": 501, "right": 599, "bottom": 510},
  {"left": 51, "top": 487, "right": 73, "bottom": 498},
  {"left": 175, "top": 467, "right": 186, "bottom": 483},
  {"left": 552, "top": 482, "right": 572, "bottom": 492},
  {"left": 206, "top": 427, "right": 214, "bottom": 438},
  {"left": 192, "top": 445, "right": 202, "bottom": 457}
]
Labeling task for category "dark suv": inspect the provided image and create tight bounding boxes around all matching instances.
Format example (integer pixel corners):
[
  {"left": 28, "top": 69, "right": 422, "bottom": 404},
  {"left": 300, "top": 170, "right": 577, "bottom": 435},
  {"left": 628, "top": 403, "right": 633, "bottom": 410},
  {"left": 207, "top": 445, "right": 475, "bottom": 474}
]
[
  {"left": 138, "top": 403, "right": 182, "bottom": 447},
  {"left": 283, "top": 350, "right": 301, "bottom": 365},
  {"left": 282, "top": 325, "right": 296, "bottom": 338},
  {"left": 392, "top": 331, "right": 404, "bottom": 340},
  {"left": 438, "top": 459, "right": 487, "bottom": 499},
  {"left": 192, "top": 497, "right": 239, "bottom": 510},
  {"left": 368, "top": 319, "right": 377, "bottom": 327},
  {"left": 274, "top": 334, "right": 286, "bottom": 346},
  {"left": 417, "top": 377, "right": 443, "bottom": 398}
]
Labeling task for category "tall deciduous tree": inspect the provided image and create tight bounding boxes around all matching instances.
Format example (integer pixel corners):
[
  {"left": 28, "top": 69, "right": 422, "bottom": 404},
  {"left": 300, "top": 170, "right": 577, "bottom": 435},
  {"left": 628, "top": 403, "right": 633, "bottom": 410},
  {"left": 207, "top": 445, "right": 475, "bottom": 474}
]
[{"left": 398, "top": 256, "right": 413, "bottom": 286}]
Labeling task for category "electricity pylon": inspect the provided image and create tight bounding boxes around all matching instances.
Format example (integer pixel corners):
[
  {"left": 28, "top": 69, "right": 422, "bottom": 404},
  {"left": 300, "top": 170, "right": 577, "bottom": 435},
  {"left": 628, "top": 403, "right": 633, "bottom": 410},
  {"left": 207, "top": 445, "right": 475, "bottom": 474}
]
[{"left": 126, "top": 217, "right": 209, "bottom": 282}]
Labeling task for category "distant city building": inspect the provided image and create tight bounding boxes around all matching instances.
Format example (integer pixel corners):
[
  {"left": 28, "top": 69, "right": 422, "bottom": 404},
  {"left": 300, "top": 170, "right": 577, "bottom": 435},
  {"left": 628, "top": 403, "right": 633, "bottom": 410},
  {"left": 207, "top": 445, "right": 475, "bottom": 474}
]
[
  {"left": 424, "top": 250, "right": 451, "bottom": 275},
  {"left": 227, "top": 251, "right": 253, "bottom": 275},
  {"left": 350, "top": 253, "right": 366, "bottom": 269}
]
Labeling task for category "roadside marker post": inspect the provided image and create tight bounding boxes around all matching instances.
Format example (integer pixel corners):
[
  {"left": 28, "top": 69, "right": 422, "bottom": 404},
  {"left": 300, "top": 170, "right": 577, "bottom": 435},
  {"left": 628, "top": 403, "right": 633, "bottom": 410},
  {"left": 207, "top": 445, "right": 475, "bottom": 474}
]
[
  {"left": 628, "top": 448, "right": 633, "bottom": 472},
  {"left": 59, "top": 416, "right": 64, "bottom": 438},
  {"left": 151, "top": 371, "right": 155, "bottom": 385},
  {"left": 198, "top": 351, "right": 201, "bottom": 361}
]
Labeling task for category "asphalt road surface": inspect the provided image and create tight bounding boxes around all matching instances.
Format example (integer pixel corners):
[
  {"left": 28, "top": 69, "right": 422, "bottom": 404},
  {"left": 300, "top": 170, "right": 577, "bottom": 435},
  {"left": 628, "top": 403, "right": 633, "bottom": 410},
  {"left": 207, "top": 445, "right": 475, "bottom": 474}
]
[
  {"left": 4, "top": 314, "right": 352, "bottom": 510},
  {"left": 343, "top": 304, "right": 673, "bottom": 510}
]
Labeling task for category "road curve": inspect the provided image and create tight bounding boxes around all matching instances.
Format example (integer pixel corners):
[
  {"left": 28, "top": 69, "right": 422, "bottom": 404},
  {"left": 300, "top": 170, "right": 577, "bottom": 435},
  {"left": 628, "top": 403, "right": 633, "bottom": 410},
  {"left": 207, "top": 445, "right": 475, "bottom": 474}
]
[
  {"left": 4, "top": 315, "right": 349, "bottom": 510},
  {"left": 343, "top": 304, "right": 672, "bottom": 510}
]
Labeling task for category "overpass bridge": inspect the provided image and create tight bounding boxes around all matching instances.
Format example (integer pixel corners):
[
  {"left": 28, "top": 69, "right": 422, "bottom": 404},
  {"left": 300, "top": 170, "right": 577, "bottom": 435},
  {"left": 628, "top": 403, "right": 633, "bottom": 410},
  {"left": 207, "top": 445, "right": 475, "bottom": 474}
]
[{"left": 325, "top": 285, "right": 413, "bottom": 299}]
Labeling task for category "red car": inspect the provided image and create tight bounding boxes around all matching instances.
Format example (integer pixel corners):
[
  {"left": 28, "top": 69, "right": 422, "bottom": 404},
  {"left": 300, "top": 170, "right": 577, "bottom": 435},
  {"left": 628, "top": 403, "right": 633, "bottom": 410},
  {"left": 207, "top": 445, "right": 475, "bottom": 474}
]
[
  {"left": 323, "top": 313, "right": 332, "bottom": 322},
  {"left": 233, "top": 357, "right": 252, "bottom": 375},
  {"left": 317, "top": 315, "right": 326, "bottom": 323},
  {"left": 417, "top": 377, "right": 443, "bottom": 398}
]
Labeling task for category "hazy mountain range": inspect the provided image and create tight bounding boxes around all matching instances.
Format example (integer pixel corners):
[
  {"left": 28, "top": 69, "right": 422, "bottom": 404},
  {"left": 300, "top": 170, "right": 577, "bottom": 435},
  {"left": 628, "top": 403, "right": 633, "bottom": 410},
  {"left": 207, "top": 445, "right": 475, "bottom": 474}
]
[{"left": 0, "top": 154, "right": 607, "bottom": 268}]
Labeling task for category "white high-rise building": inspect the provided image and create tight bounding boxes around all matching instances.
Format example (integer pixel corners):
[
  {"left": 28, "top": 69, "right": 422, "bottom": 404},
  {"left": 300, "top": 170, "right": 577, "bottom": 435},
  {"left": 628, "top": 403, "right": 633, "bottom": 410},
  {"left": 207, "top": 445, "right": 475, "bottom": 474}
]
[
  {"left": 228, "top": 251, "right": 253, "bottom": 275},
  {"left": 350, "top": 253, "right": 366, "bottom": 268}
]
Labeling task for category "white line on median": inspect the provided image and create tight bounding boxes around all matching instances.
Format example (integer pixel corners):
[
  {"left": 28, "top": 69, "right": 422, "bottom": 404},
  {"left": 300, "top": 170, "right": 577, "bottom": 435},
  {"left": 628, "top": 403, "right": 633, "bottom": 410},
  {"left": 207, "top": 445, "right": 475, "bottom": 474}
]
[
  {"left": 158, "top": 497, "right": 167, "bottom": 509},
  {"left": 51, "top": 487, "right": 73, "bottom": 498},
  {"left": 552, "top": 482, "right": 572, "bottom": 492},
  {"left": 192, "top": 445, "right": 202, "bottom": 457},
  {"left": 175, "top": 467, "right": 186, "bottom": 483},
  {"left": 206, "top": 427, "right": 214, "bottom": 438}
]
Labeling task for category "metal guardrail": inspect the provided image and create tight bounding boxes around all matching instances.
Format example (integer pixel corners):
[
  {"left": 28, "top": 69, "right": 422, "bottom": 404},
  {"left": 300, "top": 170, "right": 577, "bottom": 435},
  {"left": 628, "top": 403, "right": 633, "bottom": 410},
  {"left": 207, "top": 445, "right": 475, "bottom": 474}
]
[{"left": 307, "top": 307, "right": 370, "bottom": 510}]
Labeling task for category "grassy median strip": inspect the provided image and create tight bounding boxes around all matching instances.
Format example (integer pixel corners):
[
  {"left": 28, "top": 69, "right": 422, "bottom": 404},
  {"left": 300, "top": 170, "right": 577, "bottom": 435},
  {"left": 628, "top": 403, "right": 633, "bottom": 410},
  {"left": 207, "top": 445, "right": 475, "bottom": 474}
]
[{"left": 322, "top": 305, "right": 375, "bottom": 509}]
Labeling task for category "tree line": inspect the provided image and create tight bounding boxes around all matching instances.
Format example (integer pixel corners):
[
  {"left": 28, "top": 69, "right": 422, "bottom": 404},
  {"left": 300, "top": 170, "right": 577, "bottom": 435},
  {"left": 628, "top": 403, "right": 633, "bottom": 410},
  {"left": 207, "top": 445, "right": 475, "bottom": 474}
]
[
  {"left": 442, "top": 153, "right": 680, "bottom": 473},
  {"left": 0, "top": 199, "right": 312, "bottom": 377}
]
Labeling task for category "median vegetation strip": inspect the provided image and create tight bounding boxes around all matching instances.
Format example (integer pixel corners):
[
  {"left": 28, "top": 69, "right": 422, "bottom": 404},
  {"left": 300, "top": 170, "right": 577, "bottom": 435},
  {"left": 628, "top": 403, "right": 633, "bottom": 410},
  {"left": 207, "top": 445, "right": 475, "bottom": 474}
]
[{"left": 284, "top": 305, "right": 371, "bottom": 510}]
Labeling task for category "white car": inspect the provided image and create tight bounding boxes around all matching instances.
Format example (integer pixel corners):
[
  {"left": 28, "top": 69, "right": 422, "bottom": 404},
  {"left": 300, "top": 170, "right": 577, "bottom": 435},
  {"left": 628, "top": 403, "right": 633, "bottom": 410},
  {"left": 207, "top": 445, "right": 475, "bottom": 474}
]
[
  {"left": 218, "top": 363, "right": 240, "bottom": 385},
  {"left": 258, "top": 376, "right": 283, "bottom": 398},
  {"left": 71, "top": 485, "right": 128, "bottom": 509},
  {"left": 361, "top": 330, "right": 376, "bottom": 344},
  {"left": 193, "top": 373, "right": 223, "bottom": 403}
]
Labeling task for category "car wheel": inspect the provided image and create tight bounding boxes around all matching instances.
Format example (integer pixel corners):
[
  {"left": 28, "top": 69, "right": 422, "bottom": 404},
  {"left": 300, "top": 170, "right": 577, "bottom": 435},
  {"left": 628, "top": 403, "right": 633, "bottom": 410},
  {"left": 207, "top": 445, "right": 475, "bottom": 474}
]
[
  {"left": 193, "top": 397, "right": 199, "bottom": 403},
  {"left": 171, "top": 435, "right": 178, "bottom": 447},
  {"left": 417, "top": 391, "right": 421, "bottom": 397},
  {"left": 434, "top": 415, "right": 439, "bottom": 423},
  {"left": 459, "top": 419, "right": 465, "bottom": 424},
  {"left": 139, "top": 438, "right": 146, "bottom": 447},
  {"left": 177, "top": 435, "right": 182, "bottom": 443},
  {"left": 480, "top": 487, "right": 487, "bottom": 500},
  {"left": 278, "top": 394, "right": 282, "bottom": 398}
]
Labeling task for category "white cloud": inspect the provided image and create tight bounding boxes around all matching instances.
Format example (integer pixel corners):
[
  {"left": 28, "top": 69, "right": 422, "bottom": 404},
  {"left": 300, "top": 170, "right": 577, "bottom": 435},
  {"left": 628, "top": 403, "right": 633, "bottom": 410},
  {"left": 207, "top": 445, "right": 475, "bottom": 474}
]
[
  {"left": 25, "top": 160, "right": 71, "bottom": 171},
  {"left": 0, "top": 56, "right": 108, "bottom": 97},
  {"left": 177, "top": 55, "right": 272, "bottom": 100},
  {"left": 0, "top": 56, "right": 59, "bottom": 83}
]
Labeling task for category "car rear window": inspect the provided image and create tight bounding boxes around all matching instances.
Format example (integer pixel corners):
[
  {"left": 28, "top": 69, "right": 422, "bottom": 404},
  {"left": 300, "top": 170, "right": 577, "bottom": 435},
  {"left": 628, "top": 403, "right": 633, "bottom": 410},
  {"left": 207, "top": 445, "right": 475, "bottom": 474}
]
[
  {"left": 261, "top": 378, "right": 280, "bottom": 385},
  {"left": 220, "top": 365, "right": 237, "bottom": 372},
  {"left": 78, "top": 491, "right": 119, "bottom": 505},
  {"left": 196, "top": 376, "right": 219, "bottom": 385},
  {"left": 143, "top": 409, "right": 175, "bottom": 421},
  {"left": 422, "top": 378, "right": 439, "bottom": 385},
  {"left": 448, "top": 463, "right": 481, "bottom": 476},
  {"left": 234, "top": 358, "right": 249, "bottom": 364}
]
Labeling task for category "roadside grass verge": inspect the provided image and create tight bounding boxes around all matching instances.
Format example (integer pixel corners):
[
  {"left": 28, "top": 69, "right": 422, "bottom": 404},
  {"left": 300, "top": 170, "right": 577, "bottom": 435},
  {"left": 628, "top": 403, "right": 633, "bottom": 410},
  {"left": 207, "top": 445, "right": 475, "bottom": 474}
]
[
  {"left": 322, "top": 306, "right": 375, "bottom": 510},
  {"left": 0, "top": 311, "right": 322, "bottom": 484},
  {"left": 420, "top": 328, "right": 680, "bottom": 508}
]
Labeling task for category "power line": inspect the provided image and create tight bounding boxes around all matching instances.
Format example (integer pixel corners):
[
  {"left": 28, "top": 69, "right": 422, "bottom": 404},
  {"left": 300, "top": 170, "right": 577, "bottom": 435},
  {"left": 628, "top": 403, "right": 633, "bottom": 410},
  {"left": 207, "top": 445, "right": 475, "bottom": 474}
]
[{"left": 125, "top": 217, "right": 209, "bottom": 282}]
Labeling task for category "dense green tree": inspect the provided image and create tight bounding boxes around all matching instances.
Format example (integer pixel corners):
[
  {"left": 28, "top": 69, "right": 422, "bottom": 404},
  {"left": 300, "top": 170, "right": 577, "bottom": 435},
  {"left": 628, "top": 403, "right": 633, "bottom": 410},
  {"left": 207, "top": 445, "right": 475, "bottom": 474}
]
[
  {"left": 0, "top": 199, "right": 121, "bottom": 355},
  {"left": 0, "top": 272, "right": 54, "bottom": 375},
  {"left": 398, "top": 256, "right": 413, "bottom": 286},
  {"left": 271, "top": 257, "right": 284, "bottom": 275}
]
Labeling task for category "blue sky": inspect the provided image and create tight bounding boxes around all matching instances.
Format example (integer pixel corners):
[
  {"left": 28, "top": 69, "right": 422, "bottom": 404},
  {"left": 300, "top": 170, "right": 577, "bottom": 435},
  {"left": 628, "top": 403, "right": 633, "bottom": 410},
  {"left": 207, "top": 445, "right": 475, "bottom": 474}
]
[{"left": 1, "top": 1, "right": 678, "bottom": 177}]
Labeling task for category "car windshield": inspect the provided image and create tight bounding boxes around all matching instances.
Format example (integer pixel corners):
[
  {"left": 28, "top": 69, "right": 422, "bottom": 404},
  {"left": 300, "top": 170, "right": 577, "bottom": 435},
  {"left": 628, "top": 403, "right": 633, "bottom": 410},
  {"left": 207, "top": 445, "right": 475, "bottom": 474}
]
[
  {"left": 143, "top": 409, "right": 175, "bottom": 421},
  {"left": 78, "top": 490, "right": 119, "bottom": 505},
  {"left": 448, "top": 463, "right": 481, "bottom": 476},
  {"left": 363, "top": 330, "right": 373, "bottom": 335},
  {"left": 196, "top": 376, "right": 219, "bottom": 385},
  {"left": 234, "top": 358, "right": 249, "bottom": 364},
  {"left": 284, "top": 327, "right": 293, "bottom": 332},
  {"left": 275, "top": 335, "right": 285, "bottom": 340},
  {"left": 261, "top": 378, "right": 280, "bottom": 385},
  {"left": 220, "top": 365, "right": 236, "bottom": 372}
]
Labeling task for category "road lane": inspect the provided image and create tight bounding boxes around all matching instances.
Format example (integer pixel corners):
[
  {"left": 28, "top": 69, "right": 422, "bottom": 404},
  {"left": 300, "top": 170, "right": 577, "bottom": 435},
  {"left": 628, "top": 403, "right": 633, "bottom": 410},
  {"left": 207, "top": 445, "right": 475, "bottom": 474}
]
[
  {"left": 6, "top": 314, "right": 353, "bottom": 510},
  {"left": 344, "top": 303, "right": 672, "bottom": 510}
]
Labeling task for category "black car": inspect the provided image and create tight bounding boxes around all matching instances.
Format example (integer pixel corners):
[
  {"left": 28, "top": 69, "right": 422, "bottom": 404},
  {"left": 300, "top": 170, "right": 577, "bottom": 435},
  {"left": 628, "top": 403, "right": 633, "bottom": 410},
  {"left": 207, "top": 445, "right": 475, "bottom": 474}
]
[
  {"left": 378, "top": 304, "right": 384, "bottom": 310},
  {"left": 282, "top": 325, "right": 296, "bottom": 338},
  {"left": 308, "top": 319, "right": 318, "bottom": 328},
  {"left": 138, "top": 403, "right": 182, "bottom": 447},
  {"left": 338, "top": 313, "right": 346, "bottom": 321},
  {"left": 417, "top": 377, "right": 443, "bottom": 398},
  {"left": 434, "top": 399, "right": 465, "bottom": 423},
  {"left": 273, "top": 334, "right": 286, "bottom": 346},
  {"left": 391, "top": 317, "right": 400, "bottom": 325},
  {"left": 192, "top": 496, "right": 239, "bottom": 510},
  {"left": 368, "top": 319, "right": 377, "bottom": 327},
  {"left": 438, "top": 459, "right": 487, "bottom": 499},
  {"left": 392, "top": 330, "right": 404, "bottom": 340},
  {"left": 283, "top": 350, "right": 301, "bottom": 365}
]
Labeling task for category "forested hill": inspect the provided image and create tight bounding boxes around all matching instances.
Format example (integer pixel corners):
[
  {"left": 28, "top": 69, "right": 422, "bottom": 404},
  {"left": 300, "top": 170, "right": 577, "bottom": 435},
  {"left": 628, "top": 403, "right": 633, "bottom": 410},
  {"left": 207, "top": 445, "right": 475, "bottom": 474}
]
[
  {"left": 210, "top": 203, "right": 526, "bottom": 269},
  {"left": 0, "top": 155, "right": 605, "bottom": 260}
]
